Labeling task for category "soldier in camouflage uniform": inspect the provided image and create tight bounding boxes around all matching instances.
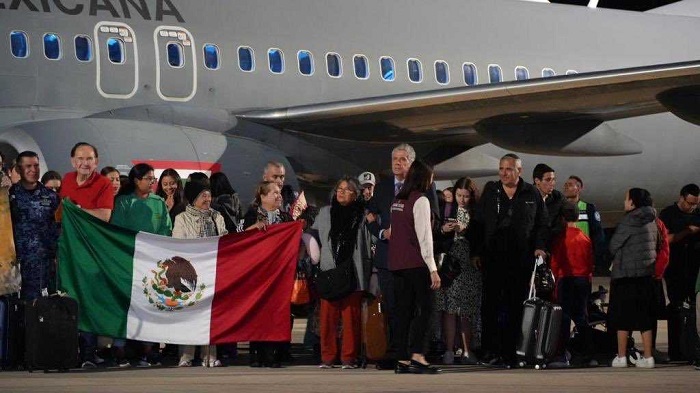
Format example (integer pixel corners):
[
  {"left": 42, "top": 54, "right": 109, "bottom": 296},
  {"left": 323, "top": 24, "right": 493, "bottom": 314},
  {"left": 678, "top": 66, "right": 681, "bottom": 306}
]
[{"left": 9, "top": 151, "right": 59, "bottom": 300}]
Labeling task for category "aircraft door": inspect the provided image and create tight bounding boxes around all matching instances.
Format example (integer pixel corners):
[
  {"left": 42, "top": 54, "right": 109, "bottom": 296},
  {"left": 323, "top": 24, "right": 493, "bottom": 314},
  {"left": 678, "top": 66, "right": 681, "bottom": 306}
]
[
  {"left": 94, "top": 22, "right": 138, "bottom": 99},
  {"left": 153, "top": 26, "right": 197, "bottom": 101}
]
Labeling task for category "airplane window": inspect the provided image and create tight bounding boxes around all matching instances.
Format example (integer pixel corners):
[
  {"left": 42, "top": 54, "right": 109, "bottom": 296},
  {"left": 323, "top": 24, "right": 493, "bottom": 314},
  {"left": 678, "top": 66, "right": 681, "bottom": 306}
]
[
  {"left": 515, "top": 66, "right": 529, "bottom": 81},
  {"left": 238, "top": 47, "right": 254, "bottom": 72},
  {"left": 353, "top": 55, "right": 369, "bottom": 79},
  {"left": 542, "top": 68, "right": 556, "bottom": 77},
  {"left": 380, "top": 57, "right": 395, "bottom": 82},
  {"left": 74, "top": 35, "right": 92, "bottom": 62},
  {"left": 43, "top": 33, "right": 61, "bottom": 60},
  {"left": 10, "top": 31, "right": 29, "bottom": 58},
  {"left": 298, "top": 50, "right": 314, "bottom": 76},
  {"left": 107, "top": 38, "right": 125, "bottom": 64},
  {"left": 327, "top": 53, "right": 342, "bottom": 78},
  {"left": 268, "top": 48, "right": 284, "bottom": 74},
  {"left": 566, "top": 70, "right": 578, "bottom": 75},
  {"left": 435, "top": 61, "right": 449, "bottom": 85},
  {"left": 488, "top": 64, "right": 502, "bottom": 83},
  {"left": 407, "top": 59, "right": 422, "bottom": 83},
  {"left": 462, "top": 63, "right": 477, "bottom": 86},
  {"left": 203, "top": 44, "right": 219, "bottom": 70},
  {"left": 167, "top": 42, "right": 184, "bottom": 68}
]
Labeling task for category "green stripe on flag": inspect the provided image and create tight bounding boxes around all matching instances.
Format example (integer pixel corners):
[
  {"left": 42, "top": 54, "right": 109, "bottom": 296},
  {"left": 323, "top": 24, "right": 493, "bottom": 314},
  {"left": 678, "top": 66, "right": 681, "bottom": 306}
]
[{"left": 58, "top": 200, "right": 136, "bottom": 338}]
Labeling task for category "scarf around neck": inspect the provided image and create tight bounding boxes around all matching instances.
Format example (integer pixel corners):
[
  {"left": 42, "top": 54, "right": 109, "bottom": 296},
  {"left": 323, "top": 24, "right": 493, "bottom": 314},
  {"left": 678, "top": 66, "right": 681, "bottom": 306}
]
[
  {"left": 329, "top": 199, "right": 363, "bottom": 266},
  {"left": 186, "top": 204, "right": 219, "bottom": 237}
]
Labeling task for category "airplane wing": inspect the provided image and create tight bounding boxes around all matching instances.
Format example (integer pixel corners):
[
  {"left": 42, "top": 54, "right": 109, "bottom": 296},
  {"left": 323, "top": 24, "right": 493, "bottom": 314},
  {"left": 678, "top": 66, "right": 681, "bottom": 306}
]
[{"left": 238, "top": 60, "right": 700, "bottom": 155}]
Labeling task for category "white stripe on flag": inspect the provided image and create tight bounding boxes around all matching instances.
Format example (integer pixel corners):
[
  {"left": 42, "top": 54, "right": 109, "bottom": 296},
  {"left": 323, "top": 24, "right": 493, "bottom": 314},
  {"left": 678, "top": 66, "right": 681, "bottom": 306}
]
[{"left": 127, "top": 233, "right": 218, "bottom": 345}]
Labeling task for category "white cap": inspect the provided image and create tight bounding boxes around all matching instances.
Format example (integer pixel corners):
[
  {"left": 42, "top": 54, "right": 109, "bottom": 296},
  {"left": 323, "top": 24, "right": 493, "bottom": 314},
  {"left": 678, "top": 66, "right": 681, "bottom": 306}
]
[{"left": 358, "top": 172, "right": 376, "bottom": 186}]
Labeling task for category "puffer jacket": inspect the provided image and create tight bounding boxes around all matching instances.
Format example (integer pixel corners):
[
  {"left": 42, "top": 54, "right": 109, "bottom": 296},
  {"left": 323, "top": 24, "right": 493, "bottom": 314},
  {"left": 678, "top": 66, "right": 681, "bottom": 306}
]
[{"left": 609, "top": 206, "right": 658, "bottom": 279}]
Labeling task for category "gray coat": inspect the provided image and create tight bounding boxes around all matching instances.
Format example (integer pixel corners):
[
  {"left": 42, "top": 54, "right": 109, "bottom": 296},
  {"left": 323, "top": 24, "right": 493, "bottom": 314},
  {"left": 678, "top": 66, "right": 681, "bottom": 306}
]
[
  {"left": 312, "top": 205, "right": 373, "bottom": 291},
  {"left": 609, "top": 206, "right": 658, "bottom": 279}
]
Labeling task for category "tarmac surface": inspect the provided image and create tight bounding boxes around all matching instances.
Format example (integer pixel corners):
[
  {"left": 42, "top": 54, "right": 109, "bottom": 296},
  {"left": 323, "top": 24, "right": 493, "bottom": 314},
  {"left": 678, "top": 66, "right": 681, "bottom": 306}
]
[{"left": 1, "top": 278, "right": 698, "bottom": 392}]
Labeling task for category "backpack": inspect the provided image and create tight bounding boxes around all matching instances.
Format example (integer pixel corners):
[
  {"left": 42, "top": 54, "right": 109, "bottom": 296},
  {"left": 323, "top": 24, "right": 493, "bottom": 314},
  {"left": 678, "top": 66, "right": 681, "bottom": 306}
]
[{"left": 654, "top": 218, "right": 670, "bottom": 279}]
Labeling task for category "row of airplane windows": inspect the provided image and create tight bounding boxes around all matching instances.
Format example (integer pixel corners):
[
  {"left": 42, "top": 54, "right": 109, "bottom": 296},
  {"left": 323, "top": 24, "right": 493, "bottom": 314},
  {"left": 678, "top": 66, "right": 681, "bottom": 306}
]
[{"left": 9, "top": 31, "right": 578, "bottom": 86}]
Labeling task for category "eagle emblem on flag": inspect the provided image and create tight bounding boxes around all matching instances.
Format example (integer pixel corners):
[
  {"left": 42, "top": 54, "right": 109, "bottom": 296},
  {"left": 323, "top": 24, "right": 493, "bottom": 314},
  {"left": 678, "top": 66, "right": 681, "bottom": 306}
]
[{"left": 143, "top": 256, "right": 206, "bottom": 311}]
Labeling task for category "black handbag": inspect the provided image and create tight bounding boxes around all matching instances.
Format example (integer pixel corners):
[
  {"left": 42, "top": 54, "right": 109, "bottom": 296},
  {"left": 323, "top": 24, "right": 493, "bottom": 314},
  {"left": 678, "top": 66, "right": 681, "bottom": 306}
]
[
  {"left": 438, "top": 252, "right": 462, "bottom": 288},
  {"left": 315, "top": 261, "right": 357, "bottom": 301},
  {"left": 534, "top": 258, "right": 555, "bottom": 296}
]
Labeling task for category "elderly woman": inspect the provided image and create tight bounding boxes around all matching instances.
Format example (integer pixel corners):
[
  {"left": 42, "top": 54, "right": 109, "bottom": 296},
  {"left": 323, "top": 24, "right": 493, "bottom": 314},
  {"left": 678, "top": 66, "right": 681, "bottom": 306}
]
[
  {"left": 312, "top": 177, "right": 372, "bottom": 369},
  {"left": 608, "top": 188, "right": 658, "bottom": 369},
  {"left": 173, "top": 178, "right": 228, "bottom": 367},
  {"left": 243, "top": 180, "right": 293, "bottom": 368}
]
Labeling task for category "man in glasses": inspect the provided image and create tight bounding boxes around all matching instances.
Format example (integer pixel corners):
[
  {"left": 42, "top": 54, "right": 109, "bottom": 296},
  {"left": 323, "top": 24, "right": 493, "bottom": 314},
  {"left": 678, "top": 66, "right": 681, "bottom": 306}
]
[{"left": 659, "top": 184, "right": 700, "bottom": 309}]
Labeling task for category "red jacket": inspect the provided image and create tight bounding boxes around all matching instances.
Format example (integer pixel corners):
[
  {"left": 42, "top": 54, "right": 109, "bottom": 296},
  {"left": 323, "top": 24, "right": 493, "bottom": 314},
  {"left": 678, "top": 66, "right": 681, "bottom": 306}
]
[
  {"left": 550, "top": 227, "right": 594, "bottom": 279},
  {"left": 654, "top": 218, "right": 670, "bottom": 279}
]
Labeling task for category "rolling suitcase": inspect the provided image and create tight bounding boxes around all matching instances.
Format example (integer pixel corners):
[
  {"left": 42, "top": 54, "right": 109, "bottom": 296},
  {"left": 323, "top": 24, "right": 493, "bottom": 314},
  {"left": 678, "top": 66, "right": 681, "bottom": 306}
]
[
  {"left": 0, "top": 294, "right": 24, "bottom": 370},
  {"left": 516, "top": 257, "right": 563, "bottom": 368},
  {"left": 361, "top": 294, "right": 388, "bottom": 366},
  {"left": 24, "top": 295, "right": 79, "bottom": 372},
  {"left": 667, "top": 299, "right": 699, "bottom": 362}
]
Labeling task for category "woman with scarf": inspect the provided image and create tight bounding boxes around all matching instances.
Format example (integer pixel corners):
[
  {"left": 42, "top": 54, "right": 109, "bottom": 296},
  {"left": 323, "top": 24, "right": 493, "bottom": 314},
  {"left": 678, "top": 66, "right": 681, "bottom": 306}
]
[
  {"left": 172, "top": 178, "right": 228, "bottom": 367},
  {"left": 311, "top": 177, "right": 372, "bottom": 369},
  {"left": 243, "top": 180, "right": 293, "bottom": 367}
]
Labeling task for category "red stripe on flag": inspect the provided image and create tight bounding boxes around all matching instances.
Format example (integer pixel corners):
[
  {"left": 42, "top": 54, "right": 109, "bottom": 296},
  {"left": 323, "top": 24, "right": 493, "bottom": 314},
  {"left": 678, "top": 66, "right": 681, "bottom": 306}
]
[{"left": 210, "top": 221, "right": 303, "bottom": 343}]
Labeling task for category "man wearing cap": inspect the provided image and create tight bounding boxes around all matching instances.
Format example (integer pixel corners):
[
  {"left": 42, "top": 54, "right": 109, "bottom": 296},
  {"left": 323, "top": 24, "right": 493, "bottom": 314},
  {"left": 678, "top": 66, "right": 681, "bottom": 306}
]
[{"left": 358, "top": 171, "right": 376, "bottom": 202}]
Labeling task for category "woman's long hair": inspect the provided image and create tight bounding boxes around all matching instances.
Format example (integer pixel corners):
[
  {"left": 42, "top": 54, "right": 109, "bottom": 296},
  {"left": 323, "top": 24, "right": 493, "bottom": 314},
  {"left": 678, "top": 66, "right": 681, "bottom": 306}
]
[
  {"left": 156, "top": 168, "right": 184, "bottom": 206},
  {"left": 396, "top": 159, "right": 433, "bottom": 200},
  {"left": 118, "top": 163, "right": 154, "bottom": 197},
  {"left": 329, "top": 177, "right": 363, "bottom": 264},
  {"left": 452, "top": 177, "right": 480, "bottom": 216},
  {"left": 40, "top": 170, "right": 62, "bottom": 185},
  {"left": 210, "top": 172, "right": 235, "bottom": 198}
]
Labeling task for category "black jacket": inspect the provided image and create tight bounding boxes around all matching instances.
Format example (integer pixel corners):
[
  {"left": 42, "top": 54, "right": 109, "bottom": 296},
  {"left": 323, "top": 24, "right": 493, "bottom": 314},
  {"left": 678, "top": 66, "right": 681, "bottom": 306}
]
[{"left": 475, "top": 178, "right": 549, "bottom": 259}]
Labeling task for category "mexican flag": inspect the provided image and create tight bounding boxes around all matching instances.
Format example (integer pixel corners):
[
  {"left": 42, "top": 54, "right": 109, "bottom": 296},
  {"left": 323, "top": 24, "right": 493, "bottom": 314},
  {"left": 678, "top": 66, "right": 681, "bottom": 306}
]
[{"left": 58, "top": 200, "right": 302, "bottom": 345}]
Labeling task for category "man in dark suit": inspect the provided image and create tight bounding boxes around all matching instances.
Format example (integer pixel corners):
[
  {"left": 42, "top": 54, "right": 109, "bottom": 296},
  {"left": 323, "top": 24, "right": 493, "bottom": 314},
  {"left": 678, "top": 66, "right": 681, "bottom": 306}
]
[{"left": 367, "top": 143, "right": 439, "bottom": 368}]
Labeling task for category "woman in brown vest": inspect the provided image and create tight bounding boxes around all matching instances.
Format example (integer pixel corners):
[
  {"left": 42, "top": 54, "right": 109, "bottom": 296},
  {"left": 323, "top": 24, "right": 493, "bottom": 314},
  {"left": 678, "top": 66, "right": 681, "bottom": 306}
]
[{"left": 389, "top": 160, "right": 441, "bottom": 374}]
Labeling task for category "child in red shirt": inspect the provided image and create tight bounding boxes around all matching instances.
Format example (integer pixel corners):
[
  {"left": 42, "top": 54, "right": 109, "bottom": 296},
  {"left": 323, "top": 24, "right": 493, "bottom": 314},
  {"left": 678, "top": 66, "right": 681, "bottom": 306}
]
[{"left": 550, "top": 201, "right": 594, "bottom": 365}]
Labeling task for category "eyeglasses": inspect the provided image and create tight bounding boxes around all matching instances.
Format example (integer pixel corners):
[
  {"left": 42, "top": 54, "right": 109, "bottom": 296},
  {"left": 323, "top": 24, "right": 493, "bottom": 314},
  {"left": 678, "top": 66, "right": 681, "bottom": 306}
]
[
  {"left": 683, "top": 196, "right": 699, "bottom": 208},
  {"left": 142, "top": 176, "right": 156, "bottom": 183},
  {"left": 336, "top": 188, "right": 356, "bottom": 194}
]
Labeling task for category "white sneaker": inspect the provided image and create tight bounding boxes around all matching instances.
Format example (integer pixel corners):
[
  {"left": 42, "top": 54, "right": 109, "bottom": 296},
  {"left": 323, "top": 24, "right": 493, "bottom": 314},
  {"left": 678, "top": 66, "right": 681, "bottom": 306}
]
[
  {"left": 443, "top": 351, "right": 454, "bottom": 365},
  {"left": 210, "top": 359, "right": 222, "bottom": 368},
  {"left": 178, "top": 359, "right": 192, "bottom": 367},
  {"left": 201, "top": 359, "right": 209, "bottom": 367},
  {"left": 635, "top": 357, "right": 655, "bottom": 369},
  {"left": 611, "top": 356, "right": 628, "bottom": 368}
]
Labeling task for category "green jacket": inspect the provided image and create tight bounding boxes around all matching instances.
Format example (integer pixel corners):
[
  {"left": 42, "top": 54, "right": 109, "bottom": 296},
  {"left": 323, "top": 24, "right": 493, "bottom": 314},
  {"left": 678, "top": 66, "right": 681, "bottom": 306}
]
[{"left": 111, "top": 193, "right": 172, "bottom": 236}]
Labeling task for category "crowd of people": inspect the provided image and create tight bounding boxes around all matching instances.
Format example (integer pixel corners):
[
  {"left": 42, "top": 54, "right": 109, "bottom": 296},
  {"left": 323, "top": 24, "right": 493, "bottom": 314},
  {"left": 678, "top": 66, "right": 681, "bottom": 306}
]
[{"left": 1, "top": 141, "right": 699, "bottom": 373}]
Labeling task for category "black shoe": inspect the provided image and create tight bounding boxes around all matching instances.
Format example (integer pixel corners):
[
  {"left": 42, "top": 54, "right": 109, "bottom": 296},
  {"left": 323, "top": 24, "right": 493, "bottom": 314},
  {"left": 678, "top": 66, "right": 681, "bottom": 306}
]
[
  {"left": 408, "top": 359, "right": 441, "bottom": 374},
  {"left": 249, "top": 361, "right": 262, "bottom": 368},
  {"left": 395, "top": 362, "right": 411, "bottom": 374},
  {"left": 269, "top": 362, "right": 282, "bottom": 368}
]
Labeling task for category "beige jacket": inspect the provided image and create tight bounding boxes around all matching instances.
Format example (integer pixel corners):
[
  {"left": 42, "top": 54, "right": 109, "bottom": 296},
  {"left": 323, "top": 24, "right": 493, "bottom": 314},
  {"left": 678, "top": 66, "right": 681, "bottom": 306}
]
[{"left": 172, "top": 207, "right": 228, "bottom": 239}]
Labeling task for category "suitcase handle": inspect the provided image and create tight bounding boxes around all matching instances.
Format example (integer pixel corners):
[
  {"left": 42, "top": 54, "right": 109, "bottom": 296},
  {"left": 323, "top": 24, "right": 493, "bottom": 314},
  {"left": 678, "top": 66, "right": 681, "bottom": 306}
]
[{"left": 528, "top": 256, "right": 545, "bottom": 299}]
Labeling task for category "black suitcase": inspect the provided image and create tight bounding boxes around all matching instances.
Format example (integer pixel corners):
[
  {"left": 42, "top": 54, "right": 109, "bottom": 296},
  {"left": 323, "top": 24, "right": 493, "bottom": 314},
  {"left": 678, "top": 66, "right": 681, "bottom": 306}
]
[
  {"left": 517, "top": 297, "right": 563, "bottom": 366},
  {"left": 667, "top": 300, "right": 699, "bottom": 362},
  {"left": 516, "top": 257, "right": 563, "bottom": 368},
  {"left": 0, "top": 294, "right": 25, "bottom": 370},
  {"left": 24, "top": 296, "right": 79, "bottom": 372}
]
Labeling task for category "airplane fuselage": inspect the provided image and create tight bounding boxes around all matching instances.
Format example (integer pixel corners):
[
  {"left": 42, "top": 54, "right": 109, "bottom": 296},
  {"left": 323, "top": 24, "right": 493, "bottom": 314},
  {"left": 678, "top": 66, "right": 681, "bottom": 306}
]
[{"left": 0, "top": 0, "right": 698, "bottom": 216}]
